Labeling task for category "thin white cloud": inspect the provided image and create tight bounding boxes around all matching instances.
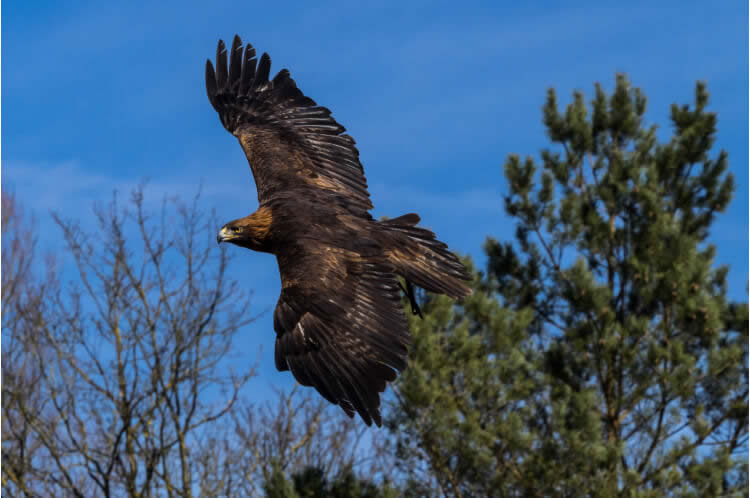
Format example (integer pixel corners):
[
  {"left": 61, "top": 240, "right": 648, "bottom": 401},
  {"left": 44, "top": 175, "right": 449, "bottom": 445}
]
[{"left": 1, "top": 159, "right": 253, "bottom": 224}]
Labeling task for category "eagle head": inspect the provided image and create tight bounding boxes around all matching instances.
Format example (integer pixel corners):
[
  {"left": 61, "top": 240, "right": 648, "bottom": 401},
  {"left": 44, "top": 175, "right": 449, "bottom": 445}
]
[
  {"left": 216, "top": 222, "right": 245, "bottom": 244},
  {"left": 217, "top": 208, "right": 273, "bottom": 252}
]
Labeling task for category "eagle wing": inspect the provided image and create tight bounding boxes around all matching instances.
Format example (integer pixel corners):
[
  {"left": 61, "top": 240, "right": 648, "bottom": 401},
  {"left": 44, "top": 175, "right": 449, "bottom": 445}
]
[
  {"left": 272, "top": 245, "right": 410, "bottom": 427},
  {"left": 206, "top": 35, "right": 373, "bottom": 216}
]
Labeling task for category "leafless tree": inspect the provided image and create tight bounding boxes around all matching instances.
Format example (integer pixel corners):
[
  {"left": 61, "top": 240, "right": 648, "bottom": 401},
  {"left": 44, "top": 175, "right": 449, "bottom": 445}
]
[
  {"left": 2, "top": 190, "right": 62, "bottom": 496},
  {"left": 2, "top": 187, "right": 256, "bottom": 497},
  {"left": 202, "top": 384, "right": 395, "bottom": 496}
]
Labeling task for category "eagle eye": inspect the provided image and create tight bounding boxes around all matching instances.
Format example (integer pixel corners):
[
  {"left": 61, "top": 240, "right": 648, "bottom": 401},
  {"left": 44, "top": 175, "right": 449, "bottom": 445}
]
[{"left": 231, "top": 226, "right": 241, "bottom": 233}]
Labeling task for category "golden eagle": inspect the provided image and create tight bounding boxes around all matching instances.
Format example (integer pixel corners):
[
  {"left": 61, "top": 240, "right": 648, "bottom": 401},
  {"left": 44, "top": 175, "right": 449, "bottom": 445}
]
[{"left": 207, "top": 35, "right": 471, "bottom": 426}]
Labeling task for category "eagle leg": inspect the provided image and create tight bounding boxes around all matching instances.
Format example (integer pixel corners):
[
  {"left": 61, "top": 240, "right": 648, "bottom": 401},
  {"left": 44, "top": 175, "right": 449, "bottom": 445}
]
[{"left": 398, "top": 279, "right": 424, "bottom": 319}]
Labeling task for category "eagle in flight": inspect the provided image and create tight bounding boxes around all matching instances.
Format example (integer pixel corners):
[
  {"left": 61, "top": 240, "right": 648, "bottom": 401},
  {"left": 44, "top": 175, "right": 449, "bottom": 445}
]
[{"left": 207, "top": 35, "right": 471, "bottom": 426}]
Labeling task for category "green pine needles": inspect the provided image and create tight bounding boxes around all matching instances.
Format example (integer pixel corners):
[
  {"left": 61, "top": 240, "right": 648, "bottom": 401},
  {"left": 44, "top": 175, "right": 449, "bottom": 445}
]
[{"left": 390, "top": 75, "right": 747, "bottom": 498}]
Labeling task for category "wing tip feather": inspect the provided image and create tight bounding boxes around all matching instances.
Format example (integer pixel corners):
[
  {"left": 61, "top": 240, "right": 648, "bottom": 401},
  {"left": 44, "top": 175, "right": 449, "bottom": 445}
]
[
  {"left": 206, "top": 35, "right": 370, "bottom": 214},
  {"left": 205, "top": 59, "right": 217, "bottom": 101}
]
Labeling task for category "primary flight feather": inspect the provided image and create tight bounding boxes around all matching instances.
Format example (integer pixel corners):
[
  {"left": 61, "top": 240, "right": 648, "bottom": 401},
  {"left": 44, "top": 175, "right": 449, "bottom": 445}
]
[{"left": 207, "top": 35, "right": 472, "bottom": 426}]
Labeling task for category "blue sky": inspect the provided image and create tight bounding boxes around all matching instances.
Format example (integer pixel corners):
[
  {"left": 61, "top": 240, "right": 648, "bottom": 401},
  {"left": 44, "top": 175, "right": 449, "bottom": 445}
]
[{"left": 3, "top": 1, "right": 748, "bottom": 400}]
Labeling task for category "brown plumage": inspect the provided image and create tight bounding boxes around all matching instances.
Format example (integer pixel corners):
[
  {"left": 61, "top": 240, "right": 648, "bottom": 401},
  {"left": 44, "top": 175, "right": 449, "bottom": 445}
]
[{"left": 208, "top": 35, "right": 472, "bottom": 426}]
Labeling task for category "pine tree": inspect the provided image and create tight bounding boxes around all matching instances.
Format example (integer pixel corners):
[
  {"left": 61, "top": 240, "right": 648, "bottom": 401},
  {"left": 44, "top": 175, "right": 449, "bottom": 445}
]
[
  {"left": 264, "top": 464, "right": 399, "bottom": 498},
  {"left": 389, "top": 75, "right": 748, "bottom": 497},
  {"left": 388, "top": 262, "right": 544, "bottom": 497},
  {"left": 492, "top": 74, "right": 747, "bottom": 495}
]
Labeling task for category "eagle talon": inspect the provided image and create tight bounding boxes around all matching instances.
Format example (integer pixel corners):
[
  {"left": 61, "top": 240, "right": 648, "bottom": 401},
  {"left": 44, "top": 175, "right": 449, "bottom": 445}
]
[{"left": 398, "top": 280, "right": 424, "bottom": 319}]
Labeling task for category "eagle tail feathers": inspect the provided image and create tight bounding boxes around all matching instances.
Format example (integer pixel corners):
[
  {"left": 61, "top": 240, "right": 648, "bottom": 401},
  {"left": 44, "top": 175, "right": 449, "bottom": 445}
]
[{"left": 381, "top": 215, "right": 473, "bottom": 300}]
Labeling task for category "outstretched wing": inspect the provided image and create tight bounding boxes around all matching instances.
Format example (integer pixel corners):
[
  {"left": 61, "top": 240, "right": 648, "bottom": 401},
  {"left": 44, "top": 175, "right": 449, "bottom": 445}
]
[
  {"left": 206, "top": 35, "right": 373, "bottom": 216},
  {"left": 272, "top": 246, "right": 410, "bottom": 427}
]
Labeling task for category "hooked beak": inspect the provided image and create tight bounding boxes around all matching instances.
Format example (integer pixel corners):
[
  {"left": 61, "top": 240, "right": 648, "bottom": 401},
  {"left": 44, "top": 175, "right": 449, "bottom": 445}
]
[{"left": 217, "top": 226, "right": 232, "bottom": 244}]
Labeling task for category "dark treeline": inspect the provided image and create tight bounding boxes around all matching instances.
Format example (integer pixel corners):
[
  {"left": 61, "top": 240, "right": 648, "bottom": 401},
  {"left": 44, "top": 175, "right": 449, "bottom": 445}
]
[{"left": 3, "top": 76, "right": 747, "bottom": 497}]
